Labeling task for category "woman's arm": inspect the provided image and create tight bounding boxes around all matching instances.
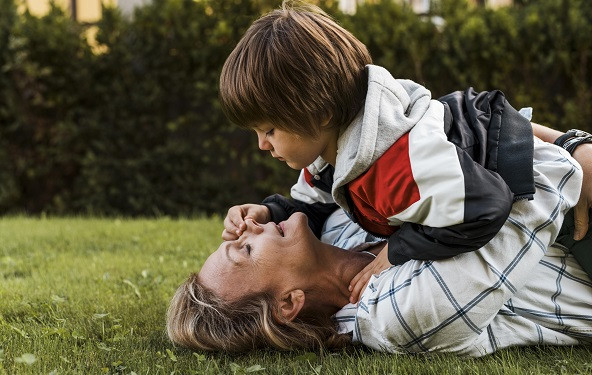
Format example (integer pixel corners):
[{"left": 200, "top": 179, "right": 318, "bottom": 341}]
[
  {"left": 353, "top": 141, "right": 582, "bottom": 357},
  {"left": 571, "top": 145, "right": 592, "bottom": 239},
  {"left": 532, "top": 123, "right": 592, "bottom": 240},
  {"left": 531, "top": 122, "right": 562, "bottom": 142}
]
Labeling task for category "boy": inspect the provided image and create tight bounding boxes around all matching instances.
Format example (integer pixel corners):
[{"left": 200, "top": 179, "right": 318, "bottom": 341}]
[{"left": 218, "top": 1, "right": 590, "bottom": 301}]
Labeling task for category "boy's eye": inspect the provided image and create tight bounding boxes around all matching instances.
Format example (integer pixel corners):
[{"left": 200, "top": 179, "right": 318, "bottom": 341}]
[
  {"left": 245, "top": 244, "right": 252, "bottom": 254},
  {"left": 265, "top": 128, "right": 275, "bottom": 137}
]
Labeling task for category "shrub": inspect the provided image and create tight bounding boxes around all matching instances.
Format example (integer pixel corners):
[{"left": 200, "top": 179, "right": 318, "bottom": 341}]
[{"left": 0, "top": 0, "right": 590, "bottom": 216}]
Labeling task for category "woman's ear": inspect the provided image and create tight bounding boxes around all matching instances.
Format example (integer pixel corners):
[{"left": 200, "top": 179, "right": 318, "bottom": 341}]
[{"left": 278, "top": 289, "right": 305, "bottom": 321}]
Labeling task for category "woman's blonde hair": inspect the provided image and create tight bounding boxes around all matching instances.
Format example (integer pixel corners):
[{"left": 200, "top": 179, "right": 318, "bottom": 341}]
[
  {"left": 166, "top": 273, "right": 352, "bottom": 353},
  {"left": 219, "top": 0, "right": 372, "bottom": 137}
]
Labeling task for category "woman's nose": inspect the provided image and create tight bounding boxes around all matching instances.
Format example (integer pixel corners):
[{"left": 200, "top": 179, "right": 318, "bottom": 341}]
[{"left": 244, "top": 218, "right": 264, "bottom": 234}]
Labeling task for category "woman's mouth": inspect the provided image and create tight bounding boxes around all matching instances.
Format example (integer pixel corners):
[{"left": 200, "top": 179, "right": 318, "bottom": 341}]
[{"left": 277, "top": 222, "right": 285, "bottom": 236}]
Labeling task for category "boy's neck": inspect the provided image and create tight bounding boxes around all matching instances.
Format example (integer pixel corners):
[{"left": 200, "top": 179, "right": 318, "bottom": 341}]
[{"left": 320, "top": 128, "right": 339, "bottom": 166}]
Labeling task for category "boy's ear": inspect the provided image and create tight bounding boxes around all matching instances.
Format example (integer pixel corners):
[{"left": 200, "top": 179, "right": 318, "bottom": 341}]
[
  {"left": 320, "top": 117, "right": 332, "bottom": 127},
  {"left": 277, "top": 289, "right": 305, "bottom": 321}
]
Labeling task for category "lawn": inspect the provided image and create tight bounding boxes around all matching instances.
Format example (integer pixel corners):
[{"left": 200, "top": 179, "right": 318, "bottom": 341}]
[{"left": 1, "top": 217, "right": 591, "bottom": 375}]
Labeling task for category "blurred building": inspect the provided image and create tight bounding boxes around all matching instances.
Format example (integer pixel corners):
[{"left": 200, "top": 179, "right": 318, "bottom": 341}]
[
  {"left": 339, "top": 0, "right": 513, "bottom": 15},
  {"left": 23, "top": 0, "right": 514, "bottom": 20},
  {"left": 19, "top": 0, "right": 151, "bottom": 51},
  {"left": 20, "top": 0, "right": 150, "bottom": 22}
]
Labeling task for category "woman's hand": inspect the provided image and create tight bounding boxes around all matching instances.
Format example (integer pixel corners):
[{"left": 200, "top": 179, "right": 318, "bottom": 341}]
[
  {"left": 348, "top": 244, "right": 391, "bottom": 304},
  {"left": 531, "top": 123, "right": 592, "bottom": 239},
  {"left": 572, "top": 143, "right": 592, "bottom": 240},
  {"left": 222, "top": 204, "right": 271, "bottom": 240}
]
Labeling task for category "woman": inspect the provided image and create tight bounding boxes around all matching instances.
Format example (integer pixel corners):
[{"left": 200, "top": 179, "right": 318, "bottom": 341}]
[{"left": 167, "top": 139, "right": 592, "bottom": 357}]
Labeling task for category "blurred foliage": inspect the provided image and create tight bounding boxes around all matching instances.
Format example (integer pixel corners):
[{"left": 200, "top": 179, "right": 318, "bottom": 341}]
[{"left": 0, "top": 0, "right": 590, "bottom": 216}]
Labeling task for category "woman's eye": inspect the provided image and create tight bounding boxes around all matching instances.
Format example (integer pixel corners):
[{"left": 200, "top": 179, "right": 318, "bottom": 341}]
[{"left": 265, "top": 128, "right": 275, "bottom": 137}]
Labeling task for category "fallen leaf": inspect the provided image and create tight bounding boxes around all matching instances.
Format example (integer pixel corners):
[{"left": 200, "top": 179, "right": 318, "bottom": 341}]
[
  {"left": 123, "top": 279, "right": 141, "bottom": 298},
  {"left": 166, "top": 349, "right": 177, "bottom": 362},
  {"left": 246, "top": 364, "right": 265, "bottom": 372},
  {"left": 14, "top": 353, "right": 36, "bottom": 365}
]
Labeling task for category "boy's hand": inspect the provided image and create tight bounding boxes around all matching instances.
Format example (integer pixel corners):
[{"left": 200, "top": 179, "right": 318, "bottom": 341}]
[
  {"left": 222, "top": 204, "right": 271, "bottom": 240},
  {"left": 348, "top": 244, "right": 391, "bottom": 304},
  {"left": 572, "top": 144, "right": 592, "bottom": 240}
]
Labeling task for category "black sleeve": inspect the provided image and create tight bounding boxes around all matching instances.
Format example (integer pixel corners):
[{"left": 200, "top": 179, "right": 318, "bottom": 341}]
[
  {"left": 387, "top": 149, "right": 513, "bottom": 265},
  {"left": 385, "top": 88, "right": 532, "bottom": 265},
  {"left": 389, "top": 219, "right": 508, "bottom": 265},
  {"left": 262, "top": 194, "right": 338, "bottom": 238},
  {"left": 440, "top": 88, "right": 535, "bottom": 201}
]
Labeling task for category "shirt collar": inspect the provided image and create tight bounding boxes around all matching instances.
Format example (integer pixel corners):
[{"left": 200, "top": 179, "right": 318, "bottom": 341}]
[{"left": 332, "top": 303, "right": 358, "bottom": 334}]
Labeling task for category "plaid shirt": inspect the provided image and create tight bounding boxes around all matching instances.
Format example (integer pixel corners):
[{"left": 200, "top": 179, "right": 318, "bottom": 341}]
[{"left": 332, "top": 140, "right": 592, "bottom": 357}]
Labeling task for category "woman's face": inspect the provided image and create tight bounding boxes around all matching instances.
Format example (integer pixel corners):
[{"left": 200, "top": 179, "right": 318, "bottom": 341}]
[{"left": 199, "top": 213, "right": 320, "bottom": 301}]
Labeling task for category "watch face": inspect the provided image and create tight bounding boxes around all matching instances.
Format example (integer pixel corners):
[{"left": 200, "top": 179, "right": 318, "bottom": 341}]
[{"left": 571, "top": 129, "right": 592, "bottom": 138}]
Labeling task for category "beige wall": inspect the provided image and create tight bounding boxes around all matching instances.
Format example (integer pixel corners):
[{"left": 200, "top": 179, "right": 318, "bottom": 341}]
[
  {"left": 21, "top": 0, "right": 117, "bottom": 22},
  {"left": 338, "top": 0, "right": 513, "bottom": 14},
  {"left": 485, "top": 0, "right": 512, "bottom": 7},
  {"left": 20, "top": 0, "right": 116, "bottom": 52}
]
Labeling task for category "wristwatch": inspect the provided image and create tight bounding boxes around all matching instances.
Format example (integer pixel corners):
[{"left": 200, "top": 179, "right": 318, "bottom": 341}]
[{"left": 553, "top": 129, "right": 592, "bottom": 154}]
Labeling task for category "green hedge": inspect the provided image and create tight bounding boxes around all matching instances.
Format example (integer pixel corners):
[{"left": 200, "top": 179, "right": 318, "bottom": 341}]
[{"left": 0, "top": 0, "right": 590, "bottom": 216}]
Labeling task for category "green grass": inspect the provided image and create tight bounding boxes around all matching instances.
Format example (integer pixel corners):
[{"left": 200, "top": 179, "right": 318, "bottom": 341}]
[{"left": 1, "top": 217, "right": 591, "bottom": 375}]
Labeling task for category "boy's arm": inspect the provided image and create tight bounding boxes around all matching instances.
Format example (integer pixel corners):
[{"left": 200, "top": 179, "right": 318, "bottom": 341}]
[
  {"left": 262, "top": 167, "right": 338, "bottom": 238},
  {"left": 379, "top": 92, "right": 529, "bottom": 264},
  {"left": 262, "top": 194, "right": 338, "bottom": 238},
  {"left": 348, "top": 118, "right": 514, "bottom": 265},
  {"left": 349, "top": 139, "right": 581, "bottom": 303},
  {"left": 355, "top": 147, "right": 580, "bottom": 355},
  {"left": 223, "top": 166, "right": 337, "bottom": 239},
  {"left": 386, "top": 147, "right": 514, "bottom": 264},
  {"left": 385, "top": 121, "right": 592, "bottom": 264}
]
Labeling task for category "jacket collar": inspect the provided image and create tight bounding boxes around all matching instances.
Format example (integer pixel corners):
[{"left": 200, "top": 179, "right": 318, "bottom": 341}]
[{"left": 330, "top": 65, "right": 436, "bottom": 211}]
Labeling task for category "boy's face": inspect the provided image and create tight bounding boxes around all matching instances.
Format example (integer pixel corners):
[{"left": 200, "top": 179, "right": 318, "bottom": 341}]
[{"left": 253, "top": 123, "right": 337, "bottom": 169}]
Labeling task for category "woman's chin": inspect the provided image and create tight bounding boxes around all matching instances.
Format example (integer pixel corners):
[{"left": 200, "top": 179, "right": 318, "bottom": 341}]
[{"left": 287, "top": 212, "right": 308, "bottom": 229}]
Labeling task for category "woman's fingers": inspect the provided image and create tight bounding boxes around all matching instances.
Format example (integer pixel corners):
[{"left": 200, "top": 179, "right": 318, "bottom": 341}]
[
  {"left": 573, "top": 201, "right": 590, "bottom": 241},
  {"left": 572, "top": 144, "right": 592, "bottom": 240},
  {"left": 348, "top": 263, "right": 367, "bottom": 292},
  {"left": 349, "top": 268, "right": 372, "bottom": 304},
  {"left": 349, "top": 256, "right": 381, "bottom": 303},
  {"left": 349, "top": 248, "right": 392, "bottom": 303}
]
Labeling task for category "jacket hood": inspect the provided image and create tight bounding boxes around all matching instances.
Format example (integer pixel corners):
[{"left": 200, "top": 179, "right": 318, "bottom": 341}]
[{"left": 331, "top": 65, "right": 443, "bottom": 211}]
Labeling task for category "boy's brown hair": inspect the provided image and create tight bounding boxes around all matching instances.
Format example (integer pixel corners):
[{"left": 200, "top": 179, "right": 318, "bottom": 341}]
[{"left": 219, "top": 1, "right": 372, "bottom": 136}]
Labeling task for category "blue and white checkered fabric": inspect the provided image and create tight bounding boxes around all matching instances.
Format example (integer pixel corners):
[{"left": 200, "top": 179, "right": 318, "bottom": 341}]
[
  {"left": 331, "top": 139, "right": 591, "bottom": 357},
  {"left": 321, "top": 209, "right": 383, "bottom": 251}
]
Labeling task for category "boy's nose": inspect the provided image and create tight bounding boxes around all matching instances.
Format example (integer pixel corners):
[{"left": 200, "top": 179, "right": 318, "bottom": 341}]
[
  {"left": 244, "top": 218, "right": 264, "bottom": 234},
  {"left": 257, "top": 133, "right": 272, "bottom": 151}
]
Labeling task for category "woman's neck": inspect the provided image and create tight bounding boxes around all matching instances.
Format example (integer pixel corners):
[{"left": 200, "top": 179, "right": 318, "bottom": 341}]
[{"left": 308, "top": 243, "right": 376, "bottom": 315}]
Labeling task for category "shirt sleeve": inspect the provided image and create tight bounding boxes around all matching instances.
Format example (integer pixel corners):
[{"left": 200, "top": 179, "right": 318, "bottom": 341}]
[{"left": 353, "top": 140, "right": 582, "bottom": 356}]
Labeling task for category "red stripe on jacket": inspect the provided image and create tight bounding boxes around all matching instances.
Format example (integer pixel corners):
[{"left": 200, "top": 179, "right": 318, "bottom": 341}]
[
  {"left": 303, "top": 168, "right": 315, "bottom": 187},
  {"left": 347, "top": 133, "right": 420, "bottom": 236}
]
